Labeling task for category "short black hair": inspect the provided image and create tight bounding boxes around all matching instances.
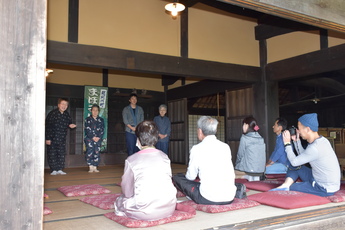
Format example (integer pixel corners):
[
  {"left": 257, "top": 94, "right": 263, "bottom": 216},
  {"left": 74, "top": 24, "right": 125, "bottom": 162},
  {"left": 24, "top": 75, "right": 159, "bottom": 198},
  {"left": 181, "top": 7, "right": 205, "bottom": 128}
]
[
  {"left": 129, "top": 93, "right": 138, "bottom": 99},
  {"left": 276, "top": 117, "right": 288, "bottom": 130}
]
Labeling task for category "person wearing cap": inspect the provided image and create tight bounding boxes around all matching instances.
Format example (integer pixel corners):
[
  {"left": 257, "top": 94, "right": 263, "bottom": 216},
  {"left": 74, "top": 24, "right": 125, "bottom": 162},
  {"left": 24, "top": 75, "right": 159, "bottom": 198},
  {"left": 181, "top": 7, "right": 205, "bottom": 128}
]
[{"left": 270, "top": 113, "right": 340, "bottom": 196}]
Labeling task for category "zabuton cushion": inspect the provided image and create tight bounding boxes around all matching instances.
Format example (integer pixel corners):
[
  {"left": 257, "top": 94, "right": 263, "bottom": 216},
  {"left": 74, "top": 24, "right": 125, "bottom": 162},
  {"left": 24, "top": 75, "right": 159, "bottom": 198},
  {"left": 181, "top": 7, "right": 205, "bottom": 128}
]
[
  {"left": 43, "top": 207, "right": 53, "bottom": 215},
  {"left": 248, "top": 191, "right": 330, "bottom": 209},
  {"left": 104, "top": 203, "right": 196, "bottom": 228},
  {"left": 327, "top": 190, "right": 345, "bottom": 203},
  {"left": 80, "top": 193, "right": 121, "bottom": 209},
  {"left": 265, "top": 174, "right": 286, "bottom": 180},
  {"left": 57, "top": 184, "right": 111, "bottom": 197},
  {"left": 244, "top": 180, "right": 283, "bottom": 192},
  {"left": 179, "top": 198, "right": 260, "bottom": 213}
]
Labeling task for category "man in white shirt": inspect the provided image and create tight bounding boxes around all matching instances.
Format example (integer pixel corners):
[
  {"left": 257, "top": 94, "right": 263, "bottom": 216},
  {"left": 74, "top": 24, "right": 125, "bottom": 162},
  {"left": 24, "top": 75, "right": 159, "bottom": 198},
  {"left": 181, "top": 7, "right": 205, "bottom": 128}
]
[{"left": 173, "top": 116, "right": 242, "bottom": 205}]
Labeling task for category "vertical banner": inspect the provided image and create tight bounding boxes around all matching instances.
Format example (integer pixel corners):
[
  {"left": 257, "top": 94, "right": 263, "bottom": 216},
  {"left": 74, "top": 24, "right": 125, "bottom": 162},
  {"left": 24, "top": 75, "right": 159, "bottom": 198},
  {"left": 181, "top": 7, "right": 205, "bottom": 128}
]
[{"left": 84, "top": 86, "right": 108, "bottom": 152}]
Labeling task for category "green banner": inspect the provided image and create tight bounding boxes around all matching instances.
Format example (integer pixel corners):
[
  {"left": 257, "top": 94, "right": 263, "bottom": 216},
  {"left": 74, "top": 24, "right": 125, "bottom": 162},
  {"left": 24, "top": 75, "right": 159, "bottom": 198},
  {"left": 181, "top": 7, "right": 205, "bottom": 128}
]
[{"left": 84, "top": 86, "right": 108, "bottom": 152}]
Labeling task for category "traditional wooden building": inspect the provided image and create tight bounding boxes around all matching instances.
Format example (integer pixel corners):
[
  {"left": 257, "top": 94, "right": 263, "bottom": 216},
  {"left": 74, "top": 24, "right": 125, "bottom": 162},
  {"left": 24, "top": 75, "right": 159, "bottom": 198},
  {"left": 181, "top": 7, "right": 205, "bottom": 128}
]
[{"left": 1, "top": 0, "right": 345, "bottom": 229}]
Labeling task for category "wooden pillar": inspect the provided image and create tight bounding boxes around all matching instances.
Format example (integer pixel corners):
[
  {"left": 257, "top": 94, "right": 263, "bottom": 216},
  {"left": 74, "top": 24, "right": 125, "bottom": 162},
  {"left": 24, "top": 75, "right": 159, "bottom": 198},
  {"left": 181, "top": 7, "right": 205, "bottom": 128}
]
[
  {"left": 102, "top": 69, "right": 108, "bottom": 87},
  {"left": 68, "top": 0, "right": 79, "bottom": 43},
  {"left": 253, "top": 40, "right": 279, "bottom": 156},
  {"left": 0, "top": 0, "right": 46, "bottom": 229}
]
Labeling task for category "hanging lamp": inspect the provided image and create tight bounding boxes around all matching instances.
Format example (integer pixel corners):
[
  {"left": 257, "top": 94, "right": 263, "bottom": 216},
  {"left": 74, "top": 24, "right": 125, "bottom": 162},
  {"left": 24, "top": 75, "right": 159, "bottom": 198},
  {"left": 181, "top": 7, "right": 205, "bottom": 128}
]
[{"left": 165, "top": 0, "right": 185, "bottom": 18}]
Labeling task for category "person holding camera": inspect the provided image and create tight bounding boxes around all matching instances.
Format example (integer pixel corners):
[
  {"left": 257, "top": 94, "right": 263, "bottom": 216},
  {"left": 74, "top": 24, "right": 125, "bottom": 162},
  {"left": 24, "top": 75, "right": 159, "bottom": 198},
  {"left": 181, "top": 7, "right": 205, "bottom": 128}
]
[
  {"left": 265, "top": 117, "right": 289, "bottom": 174},
  {"left": 270, "top": 113, "right": 340, "bottom": 197}
]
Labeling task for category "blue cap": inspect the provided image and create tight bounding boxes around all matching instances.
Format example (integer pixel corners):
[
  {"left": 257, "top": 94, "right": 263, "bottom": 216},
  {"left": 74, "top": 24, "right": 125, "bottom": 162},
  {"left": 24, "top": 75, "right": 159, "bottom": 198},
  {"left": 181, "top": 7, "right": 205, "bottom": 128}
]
[{"left": 298, "top": 113, "right": 319, "bottom": 132}]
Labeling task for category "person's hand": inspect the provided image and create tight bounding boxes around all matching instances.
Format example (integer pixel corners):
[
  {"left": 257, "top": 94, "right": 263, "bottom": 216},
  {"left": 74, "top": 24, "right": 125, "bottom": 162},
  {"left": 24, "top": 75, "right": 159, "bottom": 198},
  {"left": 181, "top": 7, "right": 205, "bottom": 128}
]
[
  {"left": 93, "top": 137, "right": 100, "bottom": 142},
  {"left": 282, "top": 130, "right": 291, "bottom": 143},
  {"left": 69, "top": 124, "right": 76, "bottom": 129},
  {"left": 46, "top": 140, "right": 51, "bottom": 145},
  {"left": 291, "top": 130, "right": 300, "bottom": 142}
]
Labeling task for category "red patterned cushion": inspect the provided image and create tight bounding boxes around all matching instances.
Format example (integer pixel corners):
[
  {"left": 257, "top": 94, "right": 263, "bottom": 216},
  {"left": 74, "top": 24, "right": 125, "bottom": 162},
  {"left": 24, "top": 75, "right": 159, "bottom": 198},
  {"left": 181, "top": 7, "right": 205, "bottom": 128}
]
[
  {"left": 179, "top": 198, "right": 260, "bottom": 213},
  {"left": 80, "top": 193, "right": 121, "bottom": 209},
  {"left": 244, "top": 180, "right": 283, "bottom": 192},
  {"left": 43, "top": 207, "right": 53, "bottom": 215},
  {"left": 248, "top": 191, "right": 330, "bottom": 209},
  {"left": 57, "top": 184, "right": 111, "bottom": 197},
  {"left": 327, "top": 190, "right": 345, "bottom": 203},
  {"left": 104, "top": 203, "right": 196, "bottom": 228}
]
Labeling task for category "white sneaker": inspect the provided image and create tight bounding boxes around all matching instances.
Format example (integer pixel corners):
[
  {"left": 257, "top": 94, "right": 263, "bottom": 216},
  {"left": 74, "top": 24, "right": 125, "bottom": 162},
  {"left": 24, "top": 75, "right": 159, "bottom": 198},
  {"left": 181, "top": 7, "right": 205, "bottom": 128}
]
[
  {"left": 57, "top": 170, "right": 67, "bottom": 175},
  {"left": 50, "top": 171, "right": 58, "bottom": 175}
]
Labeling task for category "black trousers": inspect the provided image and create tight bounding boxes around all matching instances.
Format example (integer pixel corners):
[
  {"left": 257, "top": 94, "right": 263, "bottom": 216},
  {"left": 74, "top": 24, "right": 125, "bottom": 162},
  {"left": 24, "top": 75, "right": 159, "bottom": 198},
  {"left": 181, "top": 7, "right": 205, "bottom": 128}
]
[
  {"left": 47, "top": 142, "right": 66, "bottom": 172},
  {"left": 172, "top": 173, "right": 233, "bottom": 205}
]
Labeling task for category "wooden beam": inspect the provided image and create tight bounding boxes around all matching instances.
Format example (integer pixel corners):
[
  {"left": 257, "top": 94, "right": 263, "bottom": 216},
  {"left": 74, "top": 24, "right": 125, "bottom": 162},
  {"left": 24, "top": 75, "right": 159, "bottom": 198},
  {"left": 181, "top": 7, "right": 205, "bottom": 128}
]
[
  {"left": 167, "top": 80, "right": 249, "bottom": 101},
  {"left": 218, "top": 0, "right": 345, "bottom": 33},
  {"left": 0, "top": 0, "right": 46, "bottom": 229},
  {"left": 267, "top": 43, "right": 345, "bottom": 81},
  {"left": 255, "top": 15, "right": 319, "bottom": 40},
  {"left": 47, "top": 40, "right": 260, "bottom": 83},
  {"left": 68, "top": 0, "right": 79, "bottom": 43},
  {"left": 180, "top": 7, "right": 188, "bottom": 58}
]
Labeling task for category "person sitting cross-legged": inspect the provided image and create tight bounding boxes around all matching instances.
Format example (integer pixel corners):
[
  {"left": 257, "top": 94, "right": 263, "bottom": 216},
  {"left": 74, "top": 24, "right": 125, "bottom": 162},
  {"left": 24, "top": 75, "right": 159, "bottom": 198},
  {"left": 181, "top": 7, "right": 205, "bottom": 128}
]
[
  {"left": 270, "top": 113, "right": 340, "bottom": 197},
  {"left": 173, "top": 116, "right": 245, "bottom": 205}
]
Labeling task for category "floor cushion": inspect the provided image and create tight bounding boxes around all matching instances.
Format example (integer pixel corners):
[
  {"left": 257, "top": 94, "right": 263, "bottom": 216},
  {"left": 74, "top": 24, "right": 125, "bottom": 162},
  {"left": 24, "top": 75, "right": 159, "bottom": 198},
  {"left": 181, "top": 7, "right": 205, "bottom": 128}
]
[
  {"left": 104, "top": 203, "right": 196, "bottom": 228},
  {"left": 327, "top": 190, "right": 345, "bottom": 203},
  {"left": 235, "top": 178, "right": 248, "bottom": 184},
  {"left": 57, "top": 184, "right": 111, "bottom": 197},
  {"left": 80, "top": 193, "right": 121, "bottom": 209},
  {"left": 43, "top": 207, "right": 53, "bottom": 215},
  {"left": 248, "top": 191, "right": 330, "bottom": 209},
  {"left": 244, "top": 180, "right": 283, "bottom": 192},
  {"left": 265, "top": 174, "right": 286, "bottom": 180},
  {"left": 179, "top": 198, "right": 260, "bottom": 213}
]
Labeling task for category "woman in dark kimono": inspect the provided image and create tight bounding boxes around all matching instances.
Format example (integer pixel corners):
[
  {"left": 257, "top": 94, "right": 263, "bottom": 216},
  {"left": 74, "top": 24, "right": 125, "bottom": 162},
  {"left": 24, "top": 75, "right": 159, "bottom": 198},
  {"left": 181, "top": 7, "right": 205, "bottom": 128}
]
[{"left": 84, "top": 104, "right": 104, "bottom": 173}]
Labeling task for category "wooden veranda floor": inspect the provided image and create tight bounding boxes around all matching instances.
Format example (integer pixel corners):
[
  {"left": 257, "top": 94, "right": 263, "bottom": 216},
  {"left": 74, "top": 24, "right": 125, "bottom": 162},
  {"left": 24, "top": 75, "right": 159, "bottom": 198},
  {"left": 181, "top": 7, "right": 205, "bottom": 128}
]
[{"left": 43, "top": 164, "right": 345, "bottom": 230}]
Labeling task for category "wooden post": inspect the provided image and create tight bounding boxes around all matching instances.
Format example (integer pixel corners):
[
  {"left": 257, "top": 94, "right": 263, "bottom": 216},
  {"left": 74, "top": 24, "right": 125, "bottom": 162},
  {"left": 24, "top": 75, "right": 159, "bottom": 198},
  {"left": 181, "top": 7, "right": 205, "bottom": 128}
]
[
  {"left": 253, "top": 39, "right": 279, "bottom": 157},
  {"left": 0, "top": 0, "right": 46, "bottom": 229}
]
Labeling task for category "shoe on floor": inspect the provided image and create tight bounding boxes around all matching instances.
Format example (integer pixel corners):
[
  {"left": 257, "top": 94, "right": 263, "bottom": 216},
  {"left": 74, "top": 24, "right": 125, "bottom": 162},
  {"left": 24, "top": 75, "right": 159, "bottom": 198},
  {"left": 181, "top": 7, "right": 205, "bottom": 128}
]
[
  {"left": 50, "top": 171, "right": 58, "bottom": 175},
  {"left": 57, "top": 170, "right": 67, "bottom": 175}
]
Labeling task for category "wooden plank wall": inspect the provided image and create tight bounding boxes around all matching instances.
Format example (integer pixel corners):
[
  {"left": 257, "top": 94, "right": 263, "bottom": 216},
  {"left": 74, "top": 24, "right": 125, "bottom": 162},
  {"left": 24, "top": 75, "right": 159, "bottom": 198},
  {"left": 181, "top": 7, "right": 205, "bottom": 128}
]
[
  {"left": 0, "top": 0, "right": 46, "bottom": 229},
  {"left": 226, "top": 87, "right": 254, "bottom": 165}
]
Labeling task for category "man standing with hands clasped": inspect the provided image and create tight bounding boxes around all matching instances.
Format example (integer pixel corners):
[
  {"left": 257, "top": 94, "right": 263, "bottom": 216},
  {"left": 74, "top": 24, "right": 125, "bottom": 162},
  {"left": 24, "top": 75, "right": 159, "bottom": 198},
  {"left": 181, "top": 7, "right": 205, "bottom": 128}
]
[
  {"left": 270, "top": 113, "right": 340, "bottom": 196},
  {"left": 46, "top": 98, "right": 76, "bottom": 175}
]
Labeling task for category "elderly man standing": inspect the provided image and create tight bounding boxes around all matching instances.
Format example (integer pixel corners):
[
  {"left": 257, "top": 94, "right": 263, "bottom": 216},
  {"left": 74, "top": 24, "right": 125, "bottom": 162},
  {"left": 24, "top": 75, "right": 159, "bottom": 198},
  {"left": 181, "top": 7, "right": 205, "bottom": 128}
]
[
  {"left": 173, "top": 116, "right": 243, "bottom": 205},
  {"left": 271, "top": 113, "right": 340, "bottom": 196},
  {"left": 46, "top": 98, "right": 76, "bottom": 175}
]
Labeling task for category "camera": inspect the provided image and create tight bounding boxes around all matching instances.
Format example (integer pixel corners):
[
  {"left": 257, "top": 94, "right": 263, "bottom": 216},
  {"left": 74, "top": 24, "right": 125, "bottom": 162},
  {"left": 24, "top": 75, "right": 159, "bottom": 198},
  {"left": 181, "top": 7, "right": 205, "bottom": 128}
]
[{"left": 288, "top": 126, "right": 297, "bottom": 135}]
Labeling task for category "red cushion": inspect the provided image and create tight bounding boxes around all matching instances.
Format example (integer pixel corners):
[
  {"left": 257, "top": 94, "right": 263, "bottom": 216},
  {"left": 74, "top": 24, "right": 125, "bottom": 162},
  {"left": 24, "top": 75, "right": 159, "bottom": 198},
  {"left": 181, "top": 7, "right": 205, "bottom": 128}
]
[
  {"left": 80, "top": 193, "right": 121, "bottom": 209},
  {"left": 104, "top": 203, "right": 196, "bottom": 228},
  {"left": 327, "top": 190, "right": 345, "bottom": 203},
  {"left": 265, "top": 174, "right": 286, "bottom": 179},
  {"left": 235, "top": 178, "right": 248, "bottom": 184},
  {"left": 244, "top": 180, "right": 283, "bottom": 192},
  {"left": 57, "top": 184, "right": 111, "bottom": 197},
  {"left": 179, "top": 198, "right": 260, "bottom": 213},
  {"left": 43, "top": 207, "right": 53, "bottom": 215},
  {"left": 248, "top": 191, "right": 330, "bottom": 209},
  {"left": 176, "top": 190, "right": 186, "bottom": 198}
]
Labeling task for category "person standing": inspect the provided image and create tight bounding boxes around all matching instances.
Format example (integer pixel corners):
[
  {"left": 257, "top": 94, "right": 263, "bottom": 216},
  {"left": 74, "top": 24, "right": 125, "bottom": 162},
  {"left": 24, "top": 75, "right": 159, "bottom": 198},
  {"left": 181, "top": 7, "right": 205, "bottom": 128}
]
[
  {"left": 265, "top": 117, "right": 289, "bottom": 174},
  {"left": 84, "top": 104, "right": 104, "bottom": 173},
  {"left": 270, "top": 113, "right": 340, "bottom": 196},
  {"left": 45, "top": 98, "right": 76, "bottom": 175},
  {"left": 173, "top": 116, "right": 240, "bottom": 205},
  {"left": 153, "top": 104, "right": 171, "bottom": 155},
  {"left": 122, "top": 93, "right": 144, "bottom": 156}
]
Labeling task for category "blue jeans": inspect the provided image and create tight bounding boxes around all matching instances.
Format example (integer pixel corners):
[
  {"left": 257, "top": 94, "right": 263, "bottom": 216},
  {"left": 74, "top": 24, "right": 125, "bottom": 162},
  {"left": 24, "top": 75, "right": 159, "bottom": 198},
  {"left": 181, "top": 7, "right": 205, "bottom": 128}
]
[
  {"left": 125, "top": 132, "right": 139, "bottom": 156},
  {"left": 287, "top": 166, "right": 335, "bottom": 197},
  {"left": 156, "top": 141, "right": 169, "bottom": 155},
  {"left": 265, "top": 163, "right": 287, "bottom": 174}
]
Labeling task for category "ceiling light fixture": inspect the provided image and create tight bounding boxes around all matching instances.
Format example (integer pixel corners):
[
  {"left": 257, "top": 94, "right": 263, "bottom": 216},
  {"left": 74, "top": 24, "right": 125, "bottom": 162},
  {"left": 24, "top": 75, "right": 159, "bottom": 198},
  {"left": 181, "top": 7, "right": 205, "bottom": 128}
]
[{"left": 165, "top": 0, "right": 185, "bottom": 19}]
